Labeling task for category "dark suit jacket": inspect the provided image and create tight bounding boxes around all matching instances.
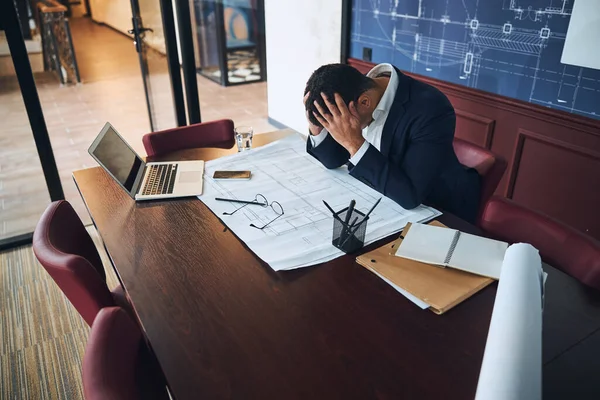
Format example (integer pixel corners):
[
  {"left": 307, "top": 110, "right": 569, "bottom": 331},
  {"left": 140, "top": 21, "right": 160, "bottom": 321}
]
[{"left": 307, "top": 69, "right": 481, "bottom": 223}]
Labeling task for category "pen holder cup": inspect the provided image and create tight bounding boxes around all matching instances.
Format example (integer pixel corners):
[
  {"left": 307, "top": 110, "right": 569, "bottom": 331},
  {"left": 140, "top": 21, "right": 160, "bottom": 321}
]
[{"left": 332, "top": 207, "right": 368, "bottom": 254}]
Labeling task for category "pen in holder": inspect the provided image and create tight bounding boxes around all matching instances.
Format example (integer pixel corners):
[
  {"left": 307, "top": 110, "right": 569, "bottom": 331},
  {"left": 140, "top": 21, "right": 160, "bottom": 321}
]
[{"left": 332, "top": 207, "right": 369, "bottom": 253}]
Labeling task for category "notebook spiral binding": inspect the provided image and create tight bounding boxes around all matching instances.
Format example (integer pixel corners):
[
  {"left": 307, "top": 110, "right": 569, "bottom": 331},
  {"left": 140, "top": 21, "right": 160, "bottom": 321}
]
[{"left": 444, "top": 231, "right": 461, "bottom": 265}]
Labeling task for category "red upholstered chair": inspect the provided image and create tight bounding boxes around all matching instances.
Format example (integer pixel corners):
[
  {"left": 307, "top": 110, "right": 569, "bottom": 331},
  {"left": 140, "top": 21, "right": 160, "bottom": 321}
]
[
  {"left": 453, "top": 138, "right": 507, "bottom": 222},
  {"left": 32, "top": 200, "right": 128, "bottom": 326},
  {"left": 142, "top": 119, "right": 235, "bottom": 157},
  {"left": 83, "top": 307, "right": 169, "bottom": 400},
  {"left": 481, "top": 196, "right": 600, "bottom": 290}
]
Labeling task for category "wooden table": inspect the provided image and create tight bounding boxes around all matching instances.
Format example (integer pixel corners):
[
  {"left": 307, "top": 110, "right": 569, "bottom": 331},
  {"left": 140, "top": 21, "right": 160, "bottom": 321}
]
[{"left": 74, "top": 130, "right": 600, "bottom": 400}]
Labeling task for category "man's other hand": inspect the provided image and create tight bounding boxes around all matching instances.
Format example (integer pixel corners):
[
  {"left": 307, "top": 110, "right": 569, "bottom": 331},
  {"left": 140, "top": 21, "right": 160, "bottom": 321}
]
[
  {"left": 312, "top": 93, "right": 365, "bottom": 156},
  {"left": 303, "top": 92, "right": 323, "bottom": 136}
]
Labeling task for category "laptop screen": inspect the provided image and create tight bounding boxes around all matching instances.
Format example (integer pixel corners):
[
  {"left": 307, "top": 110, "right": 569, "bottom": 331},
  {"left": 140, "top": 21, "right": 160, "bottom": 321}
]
[{"left": 89, "top": 124, "right": 143, "bottom": 193}]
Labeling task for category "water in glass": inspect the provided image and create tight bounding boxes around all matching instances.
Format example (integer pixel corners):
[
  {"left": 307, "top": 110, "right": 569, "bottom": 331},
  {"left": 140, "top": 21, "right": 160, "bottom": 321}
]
[{"left": 235, "top": 126, "right": 254, "bottom": 152}]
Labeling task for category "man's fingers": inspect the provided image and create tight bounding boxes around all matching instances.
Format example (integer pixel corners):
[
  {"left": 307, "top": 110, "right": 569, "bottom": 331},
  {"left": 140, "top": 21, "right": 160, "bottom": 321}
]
[
  {"left": 320, "top": 93, "right": 341, "bottom": 117},
  {"left": 303, "top": 92, "right": 310, "bottom": 105},
  {"left": 333, "top": 93, "right": 349, "bottom": 116},
  {"left": 348, "top": 101, "right": 360, "bottom": 119},
  {"left": 313, "top": 100, "right": 331, "bottom": 123},
  {"left": 312, "top": 112, "right": 329, "bottom": 128}
]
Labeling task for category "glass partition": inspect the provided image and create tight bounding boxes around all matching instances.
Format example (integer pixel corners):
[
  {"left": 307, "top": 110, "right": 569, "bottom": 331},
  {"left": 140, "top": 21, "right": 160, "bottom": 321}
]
[{"left": 0, "top": 26, "right": 53, "bottom": 245}]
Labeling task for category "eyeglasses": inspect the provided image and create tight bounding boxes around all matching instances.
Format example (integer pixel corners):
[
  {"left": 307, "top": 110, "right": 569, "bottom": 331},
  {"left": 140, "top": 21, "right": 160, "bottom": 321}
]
[{"left": 222, "top": 194, "right": 284, "bottom": 230}]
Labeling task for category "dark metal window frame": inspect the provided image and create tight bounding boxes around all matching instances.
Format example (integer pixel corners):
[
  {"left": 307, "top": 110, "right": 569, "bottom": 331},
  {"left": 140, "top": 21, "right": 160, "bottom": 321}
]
[
  {"left": 0, "top": 0, "right": 65, "bottom": 251},
  {"left": 256, "top": 0, "right": 266, "bottom": 81},
  {"left": 174, "top": 0, "right": 202, "bottom": 123},
  {"left": 341, "top": 0, "right": 352, "bottom": 63},
  {"left": 160, "top": 0, "right": 187, "bottom": 127}
]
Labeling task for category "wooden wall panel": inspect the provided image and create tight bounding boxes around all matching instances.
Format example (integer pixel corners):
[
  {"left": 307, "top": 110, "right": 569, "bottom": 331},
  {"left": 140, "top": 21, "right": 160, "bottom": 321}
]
[
  {"left": 348, "top": 58, "right": 600, "bottom": 239},
  {"left": 454, "top": 109, "right": 495, "bottom": 149},
  {"left": 509, "top": 130, "right": 600, "bottom": 238}
]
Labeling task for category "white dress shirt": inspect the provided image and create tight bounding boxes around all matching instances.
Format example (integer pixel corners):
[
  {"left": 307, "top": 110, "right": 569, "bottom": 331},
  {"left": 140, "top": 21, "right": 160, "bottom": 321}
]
[{"left": 309, "top": 63, "right": 399, "bottom": 165}]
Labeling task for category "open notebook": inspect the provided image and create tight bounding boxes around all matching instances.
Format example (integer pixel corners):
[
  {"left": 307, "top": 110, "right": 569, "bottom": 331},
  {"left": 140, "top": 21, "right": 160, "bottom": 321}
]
[{"left": 394, "top": 223, "right": 508, "bottom": 279}]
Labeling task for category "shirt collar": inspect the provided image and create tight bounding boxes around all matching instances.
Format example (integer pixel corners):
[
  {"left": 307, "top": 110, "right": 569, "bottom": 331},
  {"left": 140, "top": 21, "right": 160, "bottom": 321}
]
[{"left": 366, "top": 63, "right": 399, "bottom": 121}]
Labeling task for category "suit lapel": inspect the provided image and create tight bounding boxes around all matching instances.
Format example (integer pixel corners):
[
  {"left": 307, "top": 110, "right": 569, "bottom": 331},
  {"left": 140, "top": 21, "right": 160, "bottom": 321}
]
[{"left": 380, "top": 68, "right": 410, "bottom": 158}]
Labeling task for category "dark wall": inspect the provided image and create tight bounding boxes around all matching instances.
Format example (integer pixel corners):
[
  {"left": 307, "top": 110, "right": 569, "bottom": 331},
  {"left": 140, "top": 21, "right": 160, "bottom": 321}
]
[{"left": 350, "top": 0, "right": 600, "bottom": 121}]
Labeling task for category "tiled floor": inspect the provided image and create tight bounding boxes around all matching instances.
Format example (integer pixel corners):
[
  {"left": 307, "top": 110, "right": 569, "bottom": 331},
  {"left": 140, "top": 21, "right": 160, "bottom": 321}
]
[
  {"left": 0, "top": 17, "right": 275, "bottom": 241},
  {"left": 205, "top": 49, "right": 262, "bottom": 83}
]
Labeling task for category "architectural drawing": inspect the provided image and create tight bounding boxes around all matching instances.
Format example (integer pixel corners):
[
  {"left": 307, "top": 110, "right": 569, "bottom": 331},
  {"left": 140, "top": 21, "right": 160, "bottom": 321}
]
[
  {"left": 199, "top": 136, "right": 440, "bottom": 270},
  {"left": 351, "top": 0, "right": 600, "bottom": 120}
]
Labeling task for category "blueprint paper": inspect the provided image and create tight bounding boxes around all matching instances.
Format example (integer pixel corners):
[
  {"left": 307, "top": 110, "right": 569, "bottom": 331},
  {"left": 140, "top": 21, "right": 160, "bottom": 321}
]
[
  {"left": 350, "top": 0, "right": 600, "bottom": 121},
  {"left": 475, "top": 243, "right": 545, "bottom": 400},
  {"left": 198, "top": 135, "right": 440, "bottom": 271}
]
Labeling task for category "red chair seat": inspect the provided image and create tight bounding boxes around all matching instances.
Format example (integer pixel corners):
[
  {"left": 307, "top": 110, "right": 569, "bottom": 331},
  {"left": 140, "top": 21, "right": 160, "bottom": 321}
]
[
  {"left": 33, "top": 201, "right": 125, "bottom": 326},
  {"left": 481, "top": 196, "right": 600, "bottom": 290},
  {"left": 83, "top": 307, "right": 169, "bottom": 400},
  {"left": 83, "top": 307, "right": 141, "bottom": 399},
  {"left": 453, "top": 138, "right": 507, "bottom": 224},
  {"left": 143, "top": 119, "right": 235, "bottom": 157}
]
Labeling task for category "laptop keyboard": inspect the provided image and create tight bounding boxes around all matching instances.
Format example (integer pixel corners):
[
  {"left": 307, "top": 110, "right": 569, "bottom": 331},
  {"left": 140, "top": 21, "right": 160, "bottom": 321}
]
[{"left": 141, "top": 164, "right": 178, "bottom": 196}]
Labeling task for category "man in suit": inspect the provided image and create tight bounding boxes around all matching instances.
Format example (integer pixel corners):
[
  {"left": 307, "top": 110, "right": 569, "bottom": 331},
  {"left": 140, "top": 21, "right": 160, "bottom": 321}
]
[{"left": 304, "top": 63, "right": 481, "bottom": 223}]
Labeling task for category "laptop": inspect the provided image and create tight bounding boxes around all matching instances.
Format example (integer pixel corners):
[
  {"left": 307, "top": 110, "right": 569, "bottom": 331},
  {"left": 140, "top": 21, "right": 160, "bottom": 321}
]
[{"left": 88, "top": 122, "right": 205, "bottom": 201}]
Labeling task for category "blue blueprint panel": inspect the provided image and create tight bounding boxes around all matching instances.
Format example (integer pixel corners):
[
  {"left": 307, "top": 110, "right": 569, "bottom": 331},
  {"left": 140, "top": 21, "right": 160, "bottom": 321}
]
[{"left": 350, "top": 0, "right": 600, "bottom": 120}]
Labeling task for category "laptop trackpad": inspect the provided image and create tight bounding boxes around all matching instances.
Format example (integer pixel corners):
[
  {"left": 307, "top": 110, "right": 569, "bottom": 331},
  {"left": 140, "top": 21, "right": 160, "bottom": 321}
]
[{"left": 178, "top": 171, "right": 202, "bottom": 183}]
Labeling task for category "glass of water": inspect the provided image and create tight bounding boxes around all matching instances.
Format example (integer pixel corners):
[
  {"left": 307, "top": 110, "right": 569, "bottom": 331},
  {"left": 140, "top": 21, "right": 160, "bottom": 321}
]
[{"left": 235, "top": 126, "right": 254, "bottom": 152}]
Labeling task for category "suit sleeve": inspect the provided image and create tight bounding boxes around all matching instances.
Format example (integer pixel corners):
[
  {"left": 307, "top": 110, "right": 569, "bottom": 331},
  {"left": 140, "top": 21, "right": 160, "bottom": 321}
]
[
  {"left": 306, "top": 131, "right": 350, "bottom": 169},
  {"left": 349, "top": 109, "right": 455, "bottom": 209}
]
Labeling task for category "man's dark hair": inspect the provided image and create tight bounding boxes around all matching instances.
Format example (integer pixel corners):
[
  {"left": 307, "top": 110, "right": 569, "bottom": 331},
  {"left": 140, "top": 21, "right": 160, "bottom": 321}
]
[{"left": 304, "top": 63, "right": 376, "bottom": 128}]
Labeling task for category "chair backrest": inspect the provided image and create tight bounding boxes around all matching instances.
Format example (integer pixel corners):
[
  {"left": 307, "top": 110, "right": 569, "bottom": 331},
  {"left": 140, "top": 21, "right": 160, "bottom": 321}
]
[
  {"left": 480, "top": 197, "right": 600, "bottom": 290},
  {"left": 83, "top": 307, "right": 142, "bottom": 400},
  {"left": 143, "top": 119, "right": 235, "bottom": 157},
  {"left": 83, "top": 307, "right": 170, "bottom": 400},
  {"left": 453, "top": 138, "right": 507, "bottom": 222},
  {"left": 33, "top": 200, "right": 114, "bottom": 326}
]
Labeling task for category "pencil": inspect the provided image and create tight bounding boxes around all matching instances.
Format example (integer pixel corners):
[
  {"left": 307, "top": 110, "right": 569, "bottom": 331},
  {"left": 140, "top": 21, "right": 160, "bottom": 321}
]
[
  {"left": 215, "top": 197, "right": 265, "bottom": 206},
  {"left": 322, "top": 200, "right": 345, "bottom": 224}
]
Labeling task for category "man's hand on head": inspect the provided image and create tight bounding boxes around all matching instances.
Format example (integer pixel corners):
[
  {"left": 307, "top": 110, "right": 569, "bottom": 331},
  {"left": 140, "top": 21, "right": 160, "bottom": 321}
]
[
  {"left": 312, "top": 93, "right": 365, "bottom": 156},
  {"left": 303, "top": 92, "right": 324, "bottom": 136}
]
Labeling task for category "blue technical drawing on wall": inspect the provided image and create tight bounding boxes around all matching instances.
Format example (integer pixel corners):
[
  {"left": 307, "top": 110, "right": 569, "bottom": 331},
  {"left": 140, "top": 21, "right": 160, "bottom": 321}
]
[{"left": 350, "top": 0, "right": 600, "bottom": 120}]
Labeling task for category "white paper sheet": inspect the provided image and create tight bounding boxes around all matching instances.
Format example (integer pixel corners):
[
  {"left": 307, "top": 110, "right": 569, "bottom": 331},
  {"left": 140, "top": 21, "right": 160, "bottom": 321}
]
[
  {"left": 367, "top": 268, "right": 431, "bottom": 309},
  {"left": 199, "top": 135, "right": 441, "bottom": 271},
  {"left": 475, "top": 243, "right": 545, "bottom": 400}
]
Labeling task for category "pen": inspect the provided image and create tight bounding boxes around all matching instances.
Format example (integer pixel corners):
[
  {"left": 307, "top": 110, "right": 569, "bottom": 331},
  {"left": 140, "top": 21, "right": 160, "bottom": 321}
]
[
  {"left": 215, "top": 197, "right": 266, "bottom": 206},
  {"left": 362, "top": 197, "right": 382, "bottom": 221},
  {"left": 344, "top": 200, "right": 356, "bottom": 228},
  {"left": 341, "top": 200, "right": 356, "bottom": 241}
]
